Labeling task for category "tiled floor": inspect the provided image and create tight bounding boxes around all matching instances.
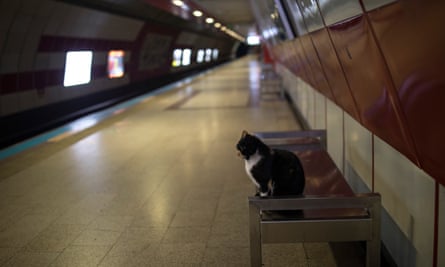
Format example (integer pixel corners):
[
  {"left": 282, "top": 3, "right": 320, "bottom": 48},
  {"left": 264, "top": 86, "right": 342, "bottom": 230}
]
[{"left": 0, "top": 56, "right": 344, "bottom": 266}]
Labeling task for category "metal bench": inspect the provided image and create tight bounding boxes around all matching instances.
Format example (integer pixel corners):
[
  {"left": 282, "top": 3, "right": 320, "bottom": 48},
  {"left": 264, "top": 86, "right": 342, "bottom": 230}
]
[
  {"left": 260, "top": 64, "right": 284, "bottom": 98},
  {"left": 248, "top": 130, "right": 381, "bottom": 267}
]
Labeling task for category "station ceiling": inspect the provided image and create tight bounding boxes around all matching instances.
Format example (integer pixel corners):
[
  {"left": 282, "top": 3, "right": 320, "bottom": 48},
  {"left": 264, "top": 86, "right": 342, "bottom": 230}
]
[
  {"left": 191, "top": 0, "right": 256, "bottom": 38},
  {"left": 61, "top": 0, "right": 257, "bottom": 40}
]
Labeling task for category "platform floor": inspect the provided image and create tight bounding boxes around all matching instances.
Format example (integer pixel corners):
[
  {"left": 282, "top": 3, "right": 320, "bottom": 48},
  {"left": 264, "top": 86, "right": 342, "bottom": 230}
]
[{"left": 0, "top": 56, "right": 358, "bottom": 266}]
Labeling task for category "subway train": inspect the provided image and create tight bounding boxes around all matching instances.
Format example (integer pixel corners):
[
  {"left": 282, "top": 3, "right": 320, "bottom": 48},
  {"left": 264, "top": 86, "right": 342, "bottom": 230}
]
[
  {"left": 0, "top": 0, "right": 243, "bottom": 148},
  {"left": 0, "top": 0, "right": 444, "bottom": 266}
]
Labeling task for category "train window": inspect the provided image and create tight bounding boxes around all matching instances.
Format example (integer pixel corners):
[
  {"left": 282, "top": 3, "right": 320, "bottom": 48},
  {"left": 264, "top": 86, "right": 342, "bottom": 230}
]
[
  {"left": 172, "top": 49, "right": 182, "bottom": 67},
  {"left": 205, "top": 49, "right": 212, "bottom": 62},
  {"left": 212, "top": 49, "right": 219, "bottom": 60},
  {"left": 63, "top": 51, "right": 93, "bottom": 87},
  {"left": 197, "top": 49, "right": 205, "bottom": 63},
  {"left": 182, "top": 49, "right": 192, "bottom": 66},
  {"left": 108, "top": 50, "right": 125, "bottom": 78}
]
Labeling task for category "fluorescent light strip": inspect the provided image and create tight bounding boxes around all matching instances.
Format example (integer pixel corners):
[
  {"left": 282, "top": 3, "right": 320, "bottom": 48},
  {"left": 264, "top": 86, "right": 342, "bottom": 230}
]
[
  {"left": 193, "top": 10, "right": 203, "bottom": 17},
  {"left": 172, "top": 0, "right": 183, "bottom": 7}
]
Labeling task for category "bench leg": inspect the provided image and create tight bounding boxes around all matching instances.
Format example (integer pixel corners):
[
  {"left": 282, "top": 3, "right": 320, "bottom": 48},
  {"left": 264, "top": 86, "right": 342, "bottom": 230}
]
[
  {"left": 366, "top": 239, "right": 381, "bottom": 267},
  {"left": 249, "top": 202, "right": 262, "bottom": 267},
  {"left": 367, "top": 196, "right": 381, "bottom": 267}
]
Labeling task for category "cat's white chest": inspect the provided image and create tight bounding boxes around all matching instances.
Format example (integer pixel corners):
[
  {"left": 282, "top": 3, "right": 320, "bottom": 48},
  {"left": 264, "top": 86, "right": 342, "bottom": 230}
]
[{"left": 244, "top": 150, "right": 261, "bottom": 188}]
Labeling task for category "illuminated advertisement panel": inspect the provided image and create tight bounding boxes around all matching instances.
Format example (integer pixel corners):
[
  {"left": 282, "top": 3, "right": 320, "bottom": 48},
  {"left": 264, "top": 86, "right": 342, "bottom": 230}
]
[
  {"left": 108, "top": 50, "right": 125, "bottom": 78},
  {"left": 205, "top": 48, "right": 212, "bottom": 62},
  {"left": 212, "top": 49, "right": 219, "bottom": 60},
  {"left": 197, "top": 49, "right": 205, "bottom": 63},
  {"left": 182, "top": 49, "right": 192, "bottom": 66},
  {"left": 172, "top": 49, "right": 182, "bottom": 67},
  {"left": 63, "top": 51, "right": 93, "bottom": 87}
]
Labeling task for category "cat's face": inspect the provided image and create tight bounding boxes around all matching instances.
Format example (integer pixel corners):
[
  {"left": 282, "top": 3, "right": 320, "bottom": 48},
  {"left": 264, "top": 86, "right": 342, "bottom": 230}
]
[{"left": 236, "top": 131, "right": 260, "bottom": 160}]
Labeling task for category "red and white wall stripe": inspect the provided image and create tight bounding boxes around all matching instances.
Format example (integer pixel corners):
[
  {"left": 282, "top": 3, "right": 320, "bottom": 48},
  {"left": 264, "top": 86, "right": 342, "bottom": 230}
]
[
  {"left": 0, "top": 0, "right": 236, "bottom": 147},
  {"left": 0, "top": 1, "right": 141, "bottom": 116},
  {"left": 0, "top": 0, "right": 234, "bottom": 116}
]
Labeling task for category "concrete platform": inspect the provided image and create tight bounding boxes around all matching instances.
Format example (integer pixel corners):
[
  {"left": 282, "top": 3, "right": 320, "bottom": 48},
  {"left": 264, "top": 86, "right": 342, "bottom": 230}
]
[{"left": 0, "top": 56, "right": 360, "bottom": 266}]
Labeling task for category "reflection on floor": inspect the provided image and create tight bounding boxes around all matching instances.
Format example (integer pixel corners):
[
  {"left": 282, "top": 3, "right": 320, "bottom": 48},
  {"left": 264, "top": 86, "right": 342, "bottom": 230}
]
[{"left": 0, "top": 56, "right": 361, "bottom": 266}]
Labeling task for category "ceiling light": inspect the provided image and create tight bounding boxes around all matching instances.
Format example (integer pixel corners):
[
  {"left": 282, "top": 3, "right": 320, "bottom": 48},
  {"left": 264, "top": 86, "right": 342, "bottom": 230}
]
[
  {"left": 214, "top": 22, "right": 221, "bottom": 28},
  {"left": 247, "top": 35, "right": 260, "bottom": 45},
  {"left": 193, "top": 10, "right": 203, "bottom": 17},
  {"left": 172, "top": 0, "right": 183, "bottom": 7},
  {"left": 205, "top": 17, "right": 214, "bottom": 24}
]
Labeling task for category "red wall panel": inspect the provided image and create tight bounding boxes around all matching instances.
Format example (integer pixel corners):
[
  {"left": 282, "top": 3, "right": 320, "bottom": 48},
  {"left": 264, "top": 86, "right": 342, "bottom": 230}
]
[
  {"left": 310, "top": 28, "right": 360, "bottom": 121},
  {"left": 271, "top": 1, "right": 445, "bottom": 183},
  {"left": 368, "top": 2, "right": 445, "bottom": 183},
  {"left": 262, "top": 0, "right": 445, "bottom": 184},
  {"left": 300, "top": 33, "right": 335, "bottom": 101},
  {"left": 289, "top": 39, "right": 312, "bottom": 85},
  {"left": 289, "top": 38, "right": 313, "bottom": 87},
  {"left": 328, "top": 14, "right": 418, "bottom": 164}
]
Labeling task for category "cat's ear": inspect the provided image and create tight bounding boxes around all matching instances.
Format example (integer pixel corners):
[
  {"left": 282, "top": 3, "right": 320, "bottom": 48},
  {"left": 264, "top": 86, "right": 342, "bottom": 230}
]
[{"left": 241, "top": 130, "right": 249, "bottom": 138}]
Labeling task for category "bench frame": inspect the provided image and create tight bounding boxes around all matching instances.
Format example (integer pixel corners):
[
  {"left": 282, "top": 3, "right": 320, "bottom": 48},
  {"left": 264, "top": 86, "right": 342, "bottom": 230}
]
[{"left": 248, "top": 131, "right": 381, "bottom": 267}]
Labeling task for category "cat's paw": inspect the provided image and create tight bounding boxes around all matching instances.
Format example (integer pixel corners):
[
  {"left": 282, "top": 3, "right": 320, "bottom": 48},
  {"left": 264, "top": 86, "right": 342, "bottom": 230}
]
[
  {"left": 259, "top": 192, "right": 268, "bottom": 197},
  {"left": 255, "top": 191, "right": 269, "bottom": 198}
]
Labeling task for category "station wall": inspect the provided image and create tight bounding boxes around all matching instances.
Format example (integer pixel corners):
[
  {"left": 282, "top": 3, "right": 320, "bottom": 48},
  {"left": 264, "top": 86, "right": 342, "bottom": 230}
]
[
  {"left": 258, "top": 0, "right": 445, "bottom": 266},
  {"left": 0, "top": 0, "right": 237, "bottom": 148}
]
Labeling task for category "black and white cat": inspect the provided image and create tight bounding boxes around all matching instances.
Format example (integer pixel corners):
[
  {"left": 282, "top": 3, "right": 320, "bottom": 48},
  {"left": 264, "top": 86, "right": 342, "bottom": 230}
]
[{"left": 236, "top": 130, "right": 305, "bottom": 197}]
